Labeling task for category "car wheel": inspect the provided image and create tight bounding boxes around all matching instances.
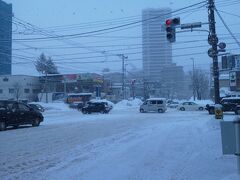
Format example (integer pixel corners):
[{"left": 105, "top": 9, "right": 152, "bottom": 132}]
[
  {"left": 0, "top": 122, "right": 6, "bottom": 131},
  {"left": 100, "top": 110, "right": 105, "bottom": 114},
  {"left": 235, "top": 109, "right": 240, "bottom": 115},
  {"left": 180, "top": 107, "right": 185, "bottom": 111},
  {"left": 82, "top": 110, "right": 87, "bottom": 114},
  {"left": 158, "top": 109, "right": 164, "bottom": 113},
  {"left": 32, "top": 118, "right": 40, "bottom": 127},
  {"left": 13, "top": 124, "right": 19, "bottom": 129},
  {"left": 199, "top": 107, "right": 204, "bottom": 111},
  {"left": 209, "top": 108, "right": 215, "bottom": 115},
  {"left": 140, "top": 109, "right": 145, "bottom": 113}
]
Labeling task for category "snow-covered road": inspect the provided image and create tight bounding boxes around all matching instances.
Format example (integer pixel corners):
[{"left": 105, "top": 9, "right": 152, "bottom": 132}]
[{"left": 0, "top": 106, "right": 239, "bottom": 180}]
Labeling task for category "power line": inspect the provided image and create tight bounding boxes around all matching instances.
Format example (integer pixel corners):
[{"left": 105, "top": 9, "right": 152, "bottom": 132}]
[
  {"left": 217, "top": 9, "right": 240, "bottom": 19},
  {"left": 8, "top": 46, "right": 240, "bottom": 66},
  {"left": 6, "top": 1, "right": 208, "bottom": 42},
  {"left": 215, "top": 7, "right": 240, "bottom": 48}
]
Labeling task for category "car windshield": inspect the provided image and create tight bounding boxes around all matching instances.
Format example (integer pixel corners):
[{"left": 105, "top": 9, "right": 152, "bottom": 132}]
[{"left": 0, "top": 0, "right": 237, "bottom": 179}]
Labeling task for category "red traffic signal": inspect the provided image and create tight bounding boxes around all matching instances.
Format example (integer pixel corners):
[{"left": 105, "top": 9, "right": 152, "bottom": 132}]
[
  {"left": 165, "top": 19, "right": 172, "bottom": 26},
  {"left": 165, "top": 17, "right": 180, "bottom": 43},
  {"left": 165, "top": 17, "right": 180, "bottom": 26}
]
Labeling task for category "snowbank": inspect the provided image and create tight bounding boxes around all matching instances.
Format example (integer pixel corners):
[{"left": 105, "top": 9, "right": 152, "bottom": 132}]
[
  {"left": 30, "top": 102, "right": 72, "bottom": 112},
  {"left": 115, "top": 98, "right": 143, "bottom": 110}
]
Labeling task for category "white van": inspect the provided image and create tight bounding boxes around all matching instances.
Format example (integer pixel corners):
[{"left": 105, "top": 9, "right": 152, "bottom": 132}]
[{"left": 140, "top": 98, "right": 167, "bottom": 113}]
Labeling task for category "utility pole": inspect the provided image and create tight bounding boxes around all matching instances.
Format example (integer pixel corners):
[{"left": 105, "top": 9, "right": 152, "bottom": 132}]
[
  {"left": 191, "top": 58, "right": 196, "bottom": 101},
  {"left": 117, "top": 54, "right": 128, "bottom": 100},
  {"left": 124, "top": 63, "right": 128, "bottom": 99},
  {"left": 64, "top": 76, "right": 67, "bottom": 96},
  {"left": 208, "top": 0, "right": 220, "bottom": 104}
]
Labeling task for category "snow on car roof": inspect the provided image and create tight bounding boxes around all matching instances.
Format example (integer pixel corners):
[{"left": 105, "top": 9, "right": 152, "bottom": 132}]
[
  {"left": 68, "top": 93, "right": 92, "bottom": 96},
  {"left": 222, "top": 97, "right": 240, "bottom": 100},
  {"left": 147, "top": 98, "right": 166, "bottom": 101}
]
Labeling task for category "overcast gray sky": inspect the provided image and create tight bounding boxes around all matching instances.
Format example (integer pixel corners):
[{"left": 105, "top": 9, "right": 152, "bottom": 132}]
[{"left": 4, "top": 0, "right": 240, "bottom": 75}]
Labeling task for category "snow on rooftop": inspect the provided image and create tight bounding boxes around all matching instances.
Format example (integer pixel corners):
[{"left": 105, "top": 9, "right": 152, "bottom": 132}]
[{"left": 219, "top": 74, "right": 229, "bottom": 80}]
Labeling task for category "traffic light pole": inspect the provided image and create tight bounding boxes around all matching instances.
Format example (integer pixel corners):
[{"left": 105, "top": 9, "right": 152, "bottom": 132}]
[
  {"left": 208, "top": 0, "right": 220, "bottom": 104},
  {"left": 118, "top": 54, "right": 128, "bottom": 100}
]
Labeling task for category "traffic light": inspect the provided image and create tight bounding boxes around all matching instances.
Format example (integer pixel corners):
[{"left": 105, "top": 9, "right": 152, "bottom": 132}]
[{"left": 165, "top": 17, "right": 180, "bottom": 43}]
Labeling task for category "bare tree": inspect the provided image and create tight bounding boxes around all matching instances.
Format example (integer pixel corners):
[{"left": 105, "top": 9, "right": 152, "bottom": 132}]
[
  {"left": 35, "top": 53, "right": 59, "bottom": 103},
  {"left": 189, "top": 69, "right": 209, "bottom": 100},
  {"left": 13, "top": 83, "right": 22, "bottom": 101}
]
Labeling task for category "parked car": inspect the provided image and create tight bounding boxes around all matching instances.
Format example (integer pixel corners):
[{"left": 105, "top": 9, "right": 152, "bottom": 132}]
[
  {"left": 28, "top": 103, "right": 45, "bottom": 112},
  {"left": 81, "top": 102, "right": 111, "bottom": 114},
  {"left": 177, "top": 102, "right": 204, "bottom": 111},
  {"left": 100, "top": 102, "right": 113, "bottom": 110},
  {"left": 167, "top": 101, "right": 179, "bottom": 108},
  {"left": 0, "top": 101, "right": 44, "bottom": 131},
  {"left": 205, "top": 97, "right": 240, "bottom": 115},
  {"left": 68, "top": 101, "right": 84, "bottom": 110},
  {"left": 89, "top": 99, "right": 114, "bottom": 110},
  {"left": 140, "top": 98, "right": 167, "bottom": 113}
]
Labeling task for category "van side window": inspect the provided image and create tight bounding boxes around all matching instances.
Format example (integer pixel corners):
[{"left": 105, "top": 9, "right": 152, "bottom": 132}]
[
  {"left": 157, "top": 100, "right": 163, "bottom": 104},
  {"left": 0, "top": 102, "right": 6, "bottom": 111},
  {"left": 150, "top": 100, "right": 156, "bottom": 105}
]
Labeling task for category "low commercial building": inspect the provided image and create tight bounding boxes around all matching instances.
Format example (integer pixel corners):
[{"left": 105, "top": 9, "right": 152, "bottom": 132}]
[
  {"left": 0, "top": 75, "right": 41, "bottom": 101},
  {"left": 210, "top": 54, "right": 240, "bottom": 98}
]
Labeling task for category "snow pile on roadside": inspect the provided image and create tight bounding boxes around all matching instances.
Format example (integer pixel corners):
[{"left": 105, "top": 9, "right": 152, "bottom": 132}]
[
  {"left": 115, "top": 98, "right": 143, "bottom": 109},
  {"left": 31, "top": 102, "right": 72, "bottom": 111}
]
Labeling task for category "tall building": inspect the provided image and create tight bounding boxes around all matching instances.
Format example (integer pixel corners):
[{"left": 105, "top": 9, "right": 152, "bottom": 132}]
[
  {"left": 0, "top": 0, "right": 12, "bottom": 75},
  {"left": 142, "top": 8, "right": 185, "bottom": 99},
  {"left": 142, "top": 8, "right": 172, "bottom": 81}
]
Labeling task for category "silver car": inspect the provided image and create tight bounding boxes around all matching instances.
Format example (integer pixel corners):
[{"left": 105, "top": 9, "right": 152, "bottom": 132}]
[
  {"left": 177, "top": 102, "right": 204, "bottom": 111},
  {"left": 140, "top": 98, "right": 167, "bottom": 113}
]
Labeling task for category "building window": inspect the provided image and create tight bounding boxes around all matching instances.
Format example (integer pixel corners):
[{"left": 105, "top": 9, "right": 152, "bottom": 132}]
[
  {"left": 0, "top": 89, "right": 3, "bottom": 94},
  {"left": 32, "top": 89, "right": 40, "bottom": 94},
  {"left": 3, "top": 77, "right": 8, "bottom": 82},
  {"left": 9, "top": 89, "right": 14, "bottom": 94},
  {"left": 24, "top": 89, "right": 30, "bottom": 93}
]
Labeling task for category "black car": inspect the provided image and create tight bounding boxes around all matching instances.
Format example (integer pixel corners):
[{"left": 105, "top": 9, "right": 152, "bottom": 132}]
[
  {"left": 68, "top": 102, "right": 84, "bottom": 111},
  {"left": 81, "top": 102, "right": 110, "bottom": 114},
  {"left": 0, "top": 101, "right": 44, "bottom": 131},
  {"left": 205, "top": 97, "right": 240, "bottom": 114},
  {"left": 28, "top": 103, "right": 45, "bottom": 112}
]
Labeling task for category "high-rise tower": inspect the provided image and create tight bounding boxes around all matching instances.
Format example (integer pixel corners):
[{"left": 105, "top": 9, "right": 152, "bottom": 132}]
[
  {"left": 142, "top": 8, "right": 172, "bottom": 81},
  {"left": 0, "top": 0, "right": 12, "bottom": 75}
]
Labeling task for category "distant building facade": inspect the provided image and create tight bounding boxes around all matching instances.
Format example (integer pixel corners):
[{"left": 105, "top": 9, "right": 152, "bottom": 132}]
[
  {"left": 142, "top": 8, "right": 185, "bottom": 99},
  {"left": 210, "top": 54, "right": 240, "bottom": 98},
  {"left": 142, "top": 8, "right": 172, "bottom": 81},
  {"left": 0, "top": 0, "right": 12, "bottom": 75},
  {"left": 0, "top": 75, "right": 41, "bottom": 101}
]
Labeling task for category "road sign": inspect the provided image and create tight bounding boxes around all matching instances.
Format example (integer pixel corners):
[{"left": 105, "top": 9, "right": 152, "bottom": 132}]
[{"left": 180, "top": 22, "right": 202, "bottom": 29}]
